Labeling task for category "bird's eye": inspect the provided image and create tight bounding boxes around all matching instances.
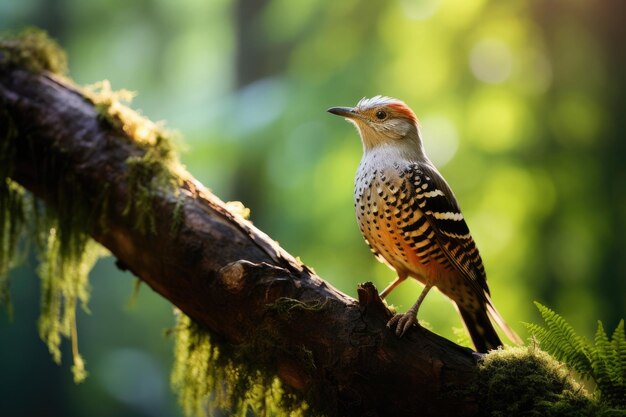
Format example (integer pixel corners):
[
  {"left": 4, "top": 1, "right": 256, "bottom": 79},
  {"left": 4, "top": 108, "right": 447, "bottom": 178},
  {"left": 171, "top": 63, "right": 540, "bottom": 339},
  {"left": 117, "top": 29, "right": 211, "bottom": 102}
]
[{"left": 375, "top": 110, "right": 387, "bottom": 120}]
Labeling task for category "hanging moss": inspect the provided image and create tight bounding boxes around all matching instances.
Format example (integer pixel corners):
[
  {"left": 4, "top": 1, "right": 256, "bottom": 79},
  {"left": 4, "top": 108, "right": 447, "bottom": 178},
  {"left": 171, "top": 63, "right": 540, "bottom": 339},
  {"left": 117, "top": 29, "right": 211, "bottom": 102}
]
[
  {"left": 0, "top": 28, "right": 106, "bottom": 379},
  {"left": 171, "top": 312, "right": 311, "bottom": 417},
  {"left": 37, "top": 227, "right": 104, "bottom": 383},
  {"left": 29, "top": 162, "right": 107, "bottom": 383},
  {"left": 0, "top": 161, "right": 105, "bottom": 384},
  {"left": 0, "top": 179, "right": 26, "bottom": 316},
  {"left": 0, "top": 106, "right": 22, "bottom": 315},
  {"left": 0, "top": 28, "right": 67, "bottom": 74},
  {"left": 83, "top": 80, "right": 184, "bottom": 235},
  {"left": 0, "top": 29, "right": 187, "bottom": 387},
  {"left": 123, "top": 137, "right": 180, "bottom": 234},
  {"left": 0, "top": 29, "right": 314, "bottom": 410}
]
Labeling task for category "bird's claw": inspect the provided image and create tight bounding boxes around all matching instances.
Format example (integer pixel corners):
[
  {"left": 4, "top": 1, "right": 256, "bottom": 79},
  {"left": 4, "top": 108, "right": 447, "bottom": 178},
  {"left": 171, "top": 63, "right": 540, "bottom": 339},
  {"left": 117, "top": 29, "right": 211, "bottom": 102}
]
[{"left": 386, "top": 311, "right": 418, "bottom": 337}]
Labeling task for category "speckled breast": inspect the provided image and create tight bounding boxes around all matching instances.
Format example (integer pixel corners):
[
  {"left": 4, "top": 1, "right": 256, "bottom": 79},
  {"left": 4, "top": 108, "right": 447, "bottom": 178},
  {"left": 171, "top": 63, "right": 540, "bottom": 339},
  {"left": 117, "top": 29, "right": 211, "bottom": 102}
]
[{"left": 354, "top": 157, "right": 448, "bottom": 285}]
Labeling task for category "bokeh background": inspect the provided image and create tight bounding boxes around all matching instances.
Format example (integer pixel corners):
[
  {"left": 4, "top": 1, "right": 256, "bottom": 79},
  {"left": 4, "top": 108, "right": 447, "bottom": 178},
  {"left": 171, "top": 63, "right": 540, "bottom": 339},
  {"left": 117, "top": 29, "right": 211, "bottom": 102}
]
[{"left": 1, "top": 0, "right": 625, "bottom": 416}]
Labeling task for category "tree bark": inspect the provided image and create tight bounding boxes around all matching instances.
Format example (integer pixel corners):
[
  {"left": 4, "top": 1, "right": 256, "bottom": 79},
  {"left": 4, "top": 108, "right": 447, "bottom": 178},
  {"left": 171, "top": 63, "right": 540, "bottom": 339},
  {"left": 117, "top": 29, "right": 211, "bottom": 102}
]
[{"left": 0, "top": 68, "right": 480, "bottom": 416}]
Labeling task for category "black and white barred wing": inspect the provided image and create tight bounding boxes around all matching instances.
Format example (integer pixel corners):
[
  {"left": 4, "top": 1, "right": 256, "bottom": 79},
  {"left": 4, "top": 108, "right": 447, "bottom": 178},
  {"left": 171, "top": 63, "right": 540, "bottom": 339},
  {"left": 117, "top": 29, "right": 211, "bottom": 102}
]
[{"left": 400, "top": 162, "right": 489, "bottom": 297}]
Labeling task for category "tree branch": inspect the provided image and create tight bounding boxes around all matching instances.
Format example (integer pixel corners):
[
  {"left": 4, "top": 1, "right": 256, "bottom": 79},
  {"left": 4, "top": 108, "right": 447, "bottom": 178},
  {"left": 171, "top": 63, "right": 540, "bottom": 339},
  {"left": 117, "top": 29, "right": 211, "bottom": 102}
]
[{"left": 0, "top": 67, "right": 483, "bottom": 416}]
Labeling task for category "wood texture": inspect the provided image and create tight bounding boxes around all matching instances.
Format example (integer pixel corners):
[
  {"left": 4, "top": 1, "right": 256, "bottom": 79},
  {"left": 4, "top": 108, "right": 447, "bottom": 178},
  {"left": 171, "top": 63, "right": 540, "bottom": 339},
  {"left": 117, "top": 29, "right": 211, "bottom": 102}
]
[{"left": 0, "top": 68, "right": 480, "bottom": 416}]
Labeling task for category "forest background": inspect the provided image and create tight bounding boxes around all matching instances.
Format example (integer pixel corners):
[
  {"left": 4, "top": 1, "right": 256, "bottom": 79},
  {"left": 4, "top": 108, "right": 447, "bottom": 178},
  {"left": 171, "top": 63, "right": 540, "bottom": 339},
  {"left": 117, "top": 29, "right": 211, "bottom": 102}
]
[{"left": 1, "top": 1, "right": 624, "bottom": 416}]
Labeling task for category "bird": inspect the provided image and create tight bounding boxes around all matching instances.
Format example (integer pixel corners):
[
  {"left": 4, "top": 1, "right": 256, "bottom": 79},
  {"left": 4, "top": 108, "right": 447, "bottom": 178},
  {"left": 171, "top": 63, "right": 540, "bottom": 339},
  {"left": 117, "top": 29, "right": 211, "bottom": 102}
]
[{"left": 327, "top": 95, "right": 521, "bottom": 353}]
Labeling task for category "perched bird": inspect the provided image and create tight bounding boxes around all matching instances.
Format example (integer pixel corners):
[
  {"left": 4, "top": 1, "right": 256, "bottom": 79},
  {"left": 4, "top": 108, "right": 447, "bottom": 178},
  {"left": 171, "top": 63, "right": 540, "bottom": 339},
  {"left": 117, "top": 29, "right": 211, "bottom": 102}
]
[{"left": 328, "top": 96, "right": 521, "bottom": 353}]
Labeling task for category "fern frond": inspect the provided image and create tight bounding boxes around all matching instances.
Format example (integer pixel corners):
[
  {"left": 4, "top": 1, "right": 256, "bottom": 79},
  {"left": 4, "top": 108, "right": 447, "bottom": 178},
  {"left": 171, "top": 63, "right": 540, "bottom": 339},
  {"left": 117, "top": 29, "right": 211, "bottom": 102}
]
[
  {"left": 601, "top": 319, "right": 626, "bottom": 407},
  {"left": 527, "top": 302, "right": 592, "bottom": 376},
  {"left": 527, "top": 303, "right": 626, "bottom": 409},
  {"left": 591, "top": 321, "right": 611, "bottom": 392},
  {"left": 612, "top": 320, "right": 626, "bottom": 384},
  {"left": 524, "top": 322, "right": 560, "bottom": 356}
]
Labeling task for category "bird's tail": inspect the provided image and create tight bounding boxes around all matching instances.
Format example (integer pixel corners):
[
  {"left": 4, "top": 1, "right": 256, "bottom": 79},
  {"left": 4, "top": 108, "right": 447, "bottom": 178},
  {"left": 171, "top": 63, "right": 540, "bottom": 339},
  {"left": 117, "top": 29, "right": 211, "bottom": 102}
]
[
  {"left": 485, "top": 294, "right": 523, "bottom": 345},
  {"left": 458, "top": 296, "right": 522, "bottom": 353},
  {"left": 458, "top": 306, "right": 503, "bottom": 353}
]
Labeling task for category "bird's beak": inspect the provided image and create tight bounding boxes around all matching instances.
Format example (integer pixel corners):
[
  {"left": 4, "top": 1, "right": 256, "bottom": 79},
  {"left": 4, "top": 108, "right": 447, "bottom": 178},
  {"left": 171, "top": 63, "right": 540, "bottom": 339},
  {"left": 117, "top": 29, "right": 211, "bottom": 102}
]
[{"left": 327, "top": 106, "right": 358, "bottom": 119}]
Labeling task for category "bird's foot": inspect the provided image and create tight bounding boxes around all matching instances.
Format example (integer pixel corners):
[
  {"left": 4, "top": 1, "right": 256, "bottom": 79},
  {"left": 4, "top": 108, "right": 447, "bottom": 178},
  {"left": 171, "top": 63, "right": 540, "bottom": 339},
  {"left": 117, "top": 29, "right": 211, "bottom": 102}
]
[{"left": 386, "top": 310, "right": 418, "bottom": 337}]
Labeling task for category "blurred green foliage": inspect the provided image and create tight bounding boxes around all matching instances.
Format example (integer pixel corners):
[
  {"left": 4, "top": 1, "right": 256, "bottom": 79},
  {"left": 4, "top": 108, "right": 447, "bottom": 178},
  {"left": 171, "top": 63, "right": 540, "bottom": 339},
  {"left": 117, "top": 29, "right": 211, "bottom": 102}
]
[{"left": 1, "top": 0, "right": 624, "bottom": 416}]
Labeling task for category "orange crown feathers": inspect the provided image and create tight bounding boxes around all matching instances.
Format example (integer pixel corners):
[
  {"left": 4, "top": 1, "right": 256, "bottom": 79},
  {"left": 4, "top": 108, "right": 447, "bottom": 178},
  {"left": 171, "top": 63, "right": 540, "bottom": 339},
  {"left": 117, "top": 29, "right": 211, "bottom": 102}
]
[{"left": 356, "top": 95, "right": 418, "bottom": 124}]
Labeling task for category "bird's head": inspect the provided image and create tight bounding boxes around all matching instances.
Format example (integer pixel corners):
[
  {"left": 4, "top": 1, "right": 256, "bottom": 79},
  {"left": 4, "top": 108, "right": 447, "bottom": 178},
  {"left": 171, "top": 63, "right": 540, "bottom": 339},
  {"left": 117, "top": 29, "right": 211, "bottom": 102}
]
[{"left": 328, "top": 96, "right": 422, "bottom": 153}]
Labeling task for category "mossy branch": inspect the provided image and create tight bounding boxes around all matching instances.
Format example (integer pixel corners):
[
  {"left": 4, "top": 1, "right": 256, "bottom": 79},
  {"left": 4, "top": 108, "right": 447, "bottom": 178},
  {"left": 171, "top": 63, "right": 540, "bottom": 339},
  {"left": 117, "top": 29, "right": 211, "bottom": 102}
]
[{"left": 0, "top": 30, "right": 613, "bottom": 416}]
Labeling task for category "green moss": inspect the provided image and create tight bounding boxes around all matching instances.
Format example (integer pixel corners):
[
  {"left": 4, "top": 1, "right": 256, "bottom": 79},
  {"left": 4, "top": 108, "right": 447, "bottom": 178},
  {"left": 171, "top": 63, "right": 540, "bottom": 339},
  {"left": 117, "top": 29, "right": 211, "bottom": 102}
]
[
  {"left": 0, "top": 108, "right": 17, "bottom": 181},
  {"left": 0, "top": 107, "right": 26, "bottom": 316},
  {"left": 126, "top": 277, "right": 143, "bottom": 308},
  {"left": 37, "top": 228, "right": 103, "bottom": 383},
  {"left": 1, "top": 95, "right": 105, "bottom": 382},
  {"left": 171, "top": 312, "right": 311, "bottom": 417},
  {"left": 0, "top": 28, "right": 68, "bottom": 74},
  {"left": 123, "top": 138, "right": 180, "bottom": 234},
  {"left": 268, "top": 297, "right": 329, "bottom": 317},
  {"left": 84, "top": 81, "right": 183, "bottom": 235},
  {"left": 0, "top": 176, "right": 104, "bottom": 384},
  {"left": 82, "top": 80, "right": 181, "bottom": 159},
  {"left": 0, "top": 32, "right": 182, "bottom": 386},
  {"left": 3, "top": 27, "right": 309, "bottom": 413},
  {"left": 476, "top": 345, "right": 620, "bottom": 417},
  {"left": 0, "top": 179, "right": 26, "bottom": 316},
  {"left": 225, "top": 201, "right": 251, "bottom": 220},
  {"left": 31, "top": 168, "right": 107, "bottom": 383},
  {"left": 171, "top": 197, "right": 185, "bottom": 235}
]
